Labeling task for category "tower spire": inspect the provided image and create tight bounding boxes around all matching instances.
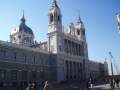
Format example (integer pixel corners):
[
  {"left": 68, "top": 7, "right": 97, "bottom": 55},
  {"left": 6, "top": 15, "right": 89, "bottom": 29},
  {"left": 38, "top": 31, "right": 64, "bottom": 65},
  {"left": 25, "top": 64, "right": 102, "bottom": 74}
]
[
  {"left": 21, "top": 10, "right": 26, "bottom": 24},
  {"left": 52, "top": 0, "right": 58, "bottom": 8},
  {"left": 77, "top": 15, "right": 83, "bottom": 24}
]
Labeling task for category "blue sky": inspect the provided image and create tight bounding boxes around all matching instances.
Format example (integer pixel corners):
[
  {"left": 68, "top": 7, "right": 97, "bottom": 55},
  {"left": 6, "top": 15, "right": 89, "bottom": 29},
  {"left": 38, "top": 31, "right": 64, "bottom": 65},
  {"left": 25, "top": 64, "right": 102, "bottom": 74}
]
[{"left": 0, "top": 0, "right": 120, "bottom": 74}]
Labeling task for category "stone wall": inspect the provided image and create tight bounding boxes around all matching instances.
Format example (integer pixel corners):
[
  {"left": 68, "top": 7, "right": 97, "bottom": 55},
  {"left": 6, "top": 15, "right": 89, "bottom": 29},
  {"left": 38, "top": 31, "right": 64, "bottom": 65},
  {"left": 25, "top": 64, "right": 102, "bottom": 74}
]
[{"left": 0, "top": 41, "right": 57, "bottom": 86}]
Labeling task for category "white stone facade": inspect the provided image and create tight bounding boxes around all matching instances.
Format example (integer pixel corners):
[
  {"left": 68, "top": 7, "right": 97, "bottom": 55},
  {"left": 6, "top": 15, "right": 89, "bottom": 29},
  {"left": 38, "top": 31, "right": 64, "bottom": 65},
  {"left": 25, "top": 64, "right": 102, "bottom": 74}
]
[
  {"left": 47, "top": 0, "right": 89, "bottom": 82},
  {"left": 0, "top": 0, "right": 109, "bottom": 85},
  {"left": 47, "top": 0, "right": 109, "bottom": 82}
]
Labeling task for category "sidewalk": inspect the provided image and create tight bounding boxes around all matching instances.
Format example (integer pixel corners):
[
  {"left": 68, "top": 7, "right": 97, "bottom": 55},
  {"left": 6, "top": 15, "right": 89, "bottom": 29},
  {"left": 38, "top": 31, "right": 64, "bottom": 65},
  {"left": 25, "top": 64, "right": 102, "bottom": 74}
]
[{"left": 93, "top": 83, "right": 120, "bottom": 90}]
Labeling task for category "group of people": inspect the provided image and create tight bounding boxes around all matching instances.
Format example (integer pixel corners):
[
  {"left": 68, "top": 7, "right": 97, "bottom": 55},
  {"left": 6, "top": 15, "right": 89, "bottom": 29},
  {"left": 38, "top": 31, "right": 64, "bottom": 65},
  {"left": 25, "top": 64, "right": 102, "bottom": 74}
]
[
  {"left": 25, "top": 81, "right": 53, "bottom": 90},
  {"left": 110, "top": 78, "right": 120, "bottom": 89},
  {"left": 86, "top": 77, "right": 120, "bottom": 90},
  {"left": 26, "top": 82, "right": 36, "bottom": 90},
  {"left": 24, "top": 78, "right": 119, "bottom": 90},
  {"left": 86, "top": 78, "right": 94, "bottom": 90}
]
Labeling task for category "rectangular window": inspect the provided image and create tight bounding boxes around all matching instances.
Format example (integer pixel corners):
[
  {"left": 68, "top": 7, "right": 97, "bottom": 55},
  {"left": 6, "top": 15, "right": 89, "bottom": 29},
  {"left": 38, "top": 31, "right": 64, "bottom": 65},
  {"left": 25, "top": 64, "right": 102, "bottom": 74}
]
[
  {"left": 0, "top": 49, "right": 6, "bottom": 58},
  {"left": 33, "top": 56, "right": 35, "bottom": 64},
  {"left": 31, "top": 71, "right": 36, "bottom": 80},
  {"left": 14, "top": 52, "right": 17, "bottom": 61},
  {"left": 59, "top": 45, "right": 62, "bottom": 51},
  {"left": 11, "top": 70, "right": 17, "bottom": 80},
  {"left": 22, "top": 70, "right": 28, "bottom": 80},
  {"left": 24, "top": 55, "right": 26, "bottom": 63},
  {"left": 0, "top": 69, "right": 6, "bottom": 80}
]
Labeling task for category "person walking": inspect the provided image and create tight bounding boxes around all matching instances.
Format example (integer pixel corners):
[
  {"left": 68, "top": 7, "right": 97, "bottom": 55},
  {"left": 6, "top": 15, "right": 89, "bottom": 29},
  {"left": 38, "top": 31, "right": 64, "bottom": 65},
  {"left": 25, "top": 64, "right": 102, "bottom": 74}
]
[
  {"left": 26, "top": 83, "right": 31, "bottom": 90},
  {"left": 115, "top": 78, "right": 119, "bottom": 88},
  {"left": 110, "top": 79, "right": 115, "bottom": 90},
  {"left": 86, "top": 78, "right": 93, "bottom": 90},
  {"left": 86, "top": 80, "right": 91, "bottom": 90},
  {"left": 44, "top": 81, "right": 53, "bottom": 90}
]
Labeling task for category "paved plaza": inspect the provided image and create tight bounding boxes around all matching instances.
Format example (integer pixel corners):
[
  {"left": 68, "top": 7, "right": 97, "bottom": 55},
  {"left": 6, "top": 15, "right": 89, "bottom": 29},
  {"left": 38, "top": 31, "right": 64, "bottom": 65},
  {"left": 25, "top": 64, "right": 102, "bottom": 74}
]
[
  {"left": 92, "top": 83, "right": 120, "bottom": 90},
  {"left": 0, "top": 82, "right": 120, "bottom": 90}
]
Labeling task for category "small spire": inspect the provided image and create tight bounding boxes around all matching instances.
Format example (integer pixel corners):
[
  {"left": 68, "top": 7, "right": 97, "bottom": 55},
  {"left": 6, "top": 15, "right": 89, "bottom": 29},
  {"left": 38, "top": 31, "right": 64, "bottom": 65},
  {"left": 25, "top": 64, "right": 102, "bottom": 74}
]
[
  {"left": 22, "top": 10, "right": 25, "bottom": 19},
  {"left": 52, "top": 0, "right": 58, "bottom": 8},
  {"left": 105, "top": 58, "right": 108, "bottom": 62},
  {"left": 21, "top": 10, "right": 26, "bottom": 24},
  {"left": 77, "top": 15, "right": 83, "bottom": 24}
]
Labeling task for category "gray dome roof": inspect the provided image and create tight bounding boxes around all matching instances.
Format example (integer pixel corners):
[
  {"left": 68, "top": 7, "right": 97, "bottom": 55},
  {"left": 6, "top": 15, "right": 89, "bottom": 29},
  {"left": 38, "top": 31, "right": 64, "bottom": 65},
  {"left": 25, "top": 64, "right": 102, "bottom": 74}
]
[
  {"left": 10, "top": 13, "right": 34, "bottom": 35},
  {"left": 19, "top": 22, "right": 33, "bottom": 35},
  {"left": 19, "top": 13, "right": 33, "bottom": 35}
]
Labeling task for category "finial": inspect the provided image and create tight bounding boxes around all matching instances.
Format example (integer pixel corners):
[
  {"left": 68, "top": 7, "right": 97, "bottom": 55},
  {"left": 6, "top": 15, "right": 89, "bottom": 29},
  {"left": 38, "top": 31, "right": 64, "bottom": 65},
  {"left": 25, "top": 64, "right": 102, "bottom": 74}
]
[
  {"left": 21, "top": 10, "right": 26, "bottom": 23},
  {"left": 76, "top": 9, "right": 83, "bottom": 24},
  {"left": 77, "top": 15, "right": 83, "bottom": 24},
  {"left": 23, "top": 10, "right": 25, "bottom": 19},
  {"left": 54, "top": 0, "right": 57, "bottom": 3}
]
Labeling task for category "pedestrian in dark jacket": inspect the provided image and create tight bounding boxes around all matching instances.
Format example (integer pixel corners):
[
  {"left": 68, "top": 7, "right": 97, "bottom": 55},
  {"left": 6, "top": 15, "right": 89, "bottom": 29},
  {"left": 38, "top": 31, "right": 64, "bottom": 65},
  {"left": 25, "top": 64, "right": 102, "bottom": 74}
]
[{"left": 115, "top": 78, "right": 119, "bottom": 88}]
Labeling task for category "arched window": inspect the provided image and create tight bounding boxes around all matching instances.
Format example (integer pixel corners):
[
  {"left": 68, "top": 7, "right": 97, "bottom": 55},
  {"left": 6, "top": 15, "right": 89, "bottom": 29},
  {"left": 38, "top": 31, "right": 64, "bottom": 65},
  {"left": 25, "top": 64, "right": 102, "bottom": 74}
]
[
  {"left": 82, "top": 30, "right": 85, "bottom": 35},
  {"left": 14, "top": 52, "right": 17, "bottom": 60},
  {"left": 18, "top": 35, "right": 21, "bottom": 39},
  {"left": 58, "top": 15, "right": 61, "bottom": 22},
  {"left": 50, "top": 14, "right": 53, "bottom": 23},
  {"left": 13, "top": 37, "right": 16, "bottom": 40},
  {"left": 77, "top": 29, "right": 80, "bottom": 35}
]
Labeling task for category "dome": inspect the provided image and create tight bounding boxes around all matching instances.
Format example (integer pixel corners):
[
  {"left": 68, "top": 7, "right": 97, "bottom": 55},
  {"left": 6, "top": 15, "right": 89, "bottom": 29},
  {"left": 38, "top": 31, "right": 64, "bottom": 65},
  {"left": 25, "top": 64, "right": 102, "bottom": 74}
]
[
  {"left": 18, "top": 23, "right": 33, "bottom": 35},
  {"left": 10, "top": 13, "right": 34, "bottom": 35}
]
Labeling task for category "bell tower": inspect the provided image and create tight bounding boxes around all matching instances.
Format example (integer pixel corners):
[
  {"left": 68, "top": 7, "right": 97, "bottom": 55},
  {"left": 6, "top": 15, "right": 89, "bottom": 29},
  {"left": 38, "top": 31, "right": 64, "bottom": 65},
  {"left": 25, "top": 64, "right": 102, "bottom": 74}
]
[
  {"left": 47, "top": 0, "right": 64, "bottom": 82},
  {"left": 75, "top": 16, "right": 86, "bottom": 42},
  {"left": 48, "top": 0, "right": 63, "bottom": 53},
  {"left": 75, "top": 16, "right": 88, "bottom": 58},
  {"left": 48, "top": 0, "right": 62, "bottom": 33}
]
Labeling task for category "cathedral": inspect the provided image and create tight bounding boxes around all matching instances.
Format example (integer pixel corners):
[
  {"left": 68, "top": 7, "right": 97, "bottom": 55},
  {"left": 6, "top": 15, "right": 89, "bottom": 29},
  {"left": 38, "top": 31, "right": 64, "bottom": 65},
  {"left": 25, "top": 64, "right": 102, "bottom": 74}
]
[{"left": 0, "top": 0, "right": 108, "bottom": 86}]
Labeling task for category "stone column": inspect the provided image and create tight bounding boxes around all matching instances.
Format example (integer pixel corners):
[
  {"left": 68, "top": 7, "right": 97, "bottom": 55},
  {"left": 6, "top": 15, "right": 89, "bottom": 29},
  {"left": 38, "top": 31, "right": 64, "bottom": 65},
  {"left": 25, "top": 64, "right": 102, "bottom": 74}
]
[
  {"left": 73, "top": 62, "right": 76, "bottom": 80},
  {"left": 68, "top": 40, "right": 70, "bottom": 54},
  {"left": 79, "top": 63, "right": 82, "bottom": 80},
  {"left": 79, "top": 45, "right": 81, "bottom": 56},
  {"left": 74, "top": 43, "right": 76, "bottom": 55},
  {"left": 70, "top": 41, "right": 72, "bottom": 55},
  {"left": 79, "top": 63, "right": 82, "bottom": 81},
  {"left": 72, "top": 42, "right": 74, "bottom": 55},
  {"left": 65, "top": 61, "right": 68, "bottom": 80},
  {"left": 28, "top": 71, "right": 31, "bottom": 82},
  {"left": 75, "top": 62, "right": 77, "bottom": 80},
  {"left": 6, "top": 69, "right": 11, "bottom": 85},
  {"left": 66, "top": 39, "right": 68, "bottom": 54},
  {"left": 68, "top": 61, "right": 71, "bottom": 80},
  {"left": 18, "top": 70, "right": 22, "bottom": 84},
  {"left": 71, "top": 42, "right": 73, "bottom": 55},
  {"left": 72, "top": 62, "right": 74, "bottom": 80}
]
